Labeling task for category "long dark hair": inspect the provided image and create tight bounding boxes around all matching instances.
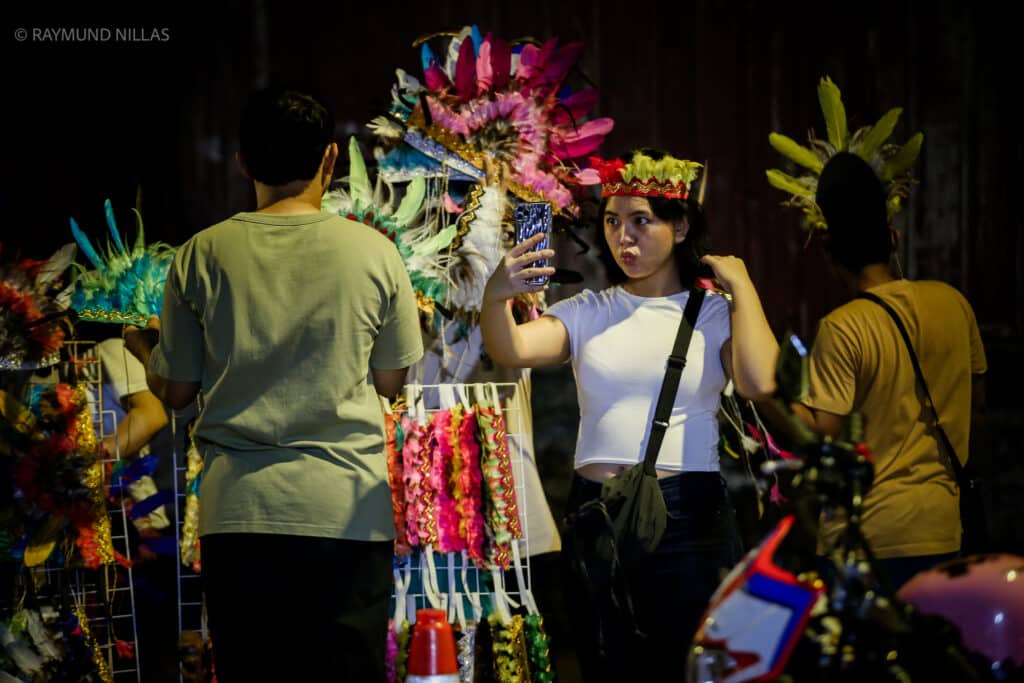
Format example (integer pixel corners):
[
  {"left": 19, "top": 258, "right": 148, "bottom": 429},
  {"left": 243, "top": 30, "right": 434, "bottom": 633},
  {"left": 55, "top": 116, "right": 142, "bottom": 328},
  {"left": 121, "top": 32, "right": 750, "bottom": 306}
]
[{"left": 597, "top": 148, "right": 709, "bottom": 287}]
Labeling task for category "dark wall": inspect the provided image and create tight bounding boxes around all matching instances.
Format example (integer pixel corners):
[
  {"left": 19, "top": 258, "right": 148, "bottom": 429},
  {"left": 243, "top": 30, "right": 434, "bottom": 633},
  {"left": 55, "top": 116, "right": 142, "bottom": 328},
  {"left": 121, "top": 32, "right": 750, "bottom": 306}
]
[{"left": 4, "top": 1, "right": 1019, "bottom": 332}]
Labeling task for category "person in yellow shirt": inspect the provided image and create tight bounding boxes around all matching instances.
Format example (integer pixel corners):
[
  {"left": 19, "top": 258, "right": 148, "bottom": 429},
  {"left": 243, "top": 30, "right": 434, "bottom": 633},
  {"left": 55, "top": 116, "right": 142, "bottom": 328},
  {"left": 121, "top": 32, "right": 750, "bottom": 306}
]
[{"left": 794, "top": 152, "right": 987, "bottom": 589}]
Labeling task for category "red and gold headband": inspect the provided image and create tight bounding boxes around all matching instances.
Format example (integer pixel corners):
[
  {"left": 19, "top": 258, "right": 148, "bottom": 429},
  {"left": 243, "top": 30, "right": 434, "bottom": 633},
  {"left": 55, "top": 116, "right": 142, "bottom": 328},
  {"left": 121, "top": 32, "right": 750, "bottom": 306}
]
[{"left": 579, "top": 152, "right": 703, "bottom": 200}]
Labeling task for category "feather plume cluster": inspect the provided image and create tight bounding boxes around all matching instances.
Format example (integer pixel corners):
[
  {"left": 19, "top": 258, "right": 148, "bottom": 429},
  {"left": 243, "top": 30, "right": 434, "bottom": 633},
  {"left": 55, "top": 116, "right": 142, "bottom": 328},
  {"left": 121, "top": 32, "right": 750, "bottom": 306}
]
[
  {"left": 371, "top": 25, "right": 614, "bottom": 210},
  {"left": 331, "top": 24, "right": 606, "bottom": 337},
  {"left": 580, "top": 152, "right": 703, "bottom": 200},
  {"left": 325, "top": 139, "right": 506, "bottom": 332},
  {"left": 69, "top": 200, "right": 175, "bottom": 325},
  {"left": 0, "top": 243, "right": 73, "bottom": 371},
  {"left": 766, "top": 76, "right": 923, "bottom": 231}
]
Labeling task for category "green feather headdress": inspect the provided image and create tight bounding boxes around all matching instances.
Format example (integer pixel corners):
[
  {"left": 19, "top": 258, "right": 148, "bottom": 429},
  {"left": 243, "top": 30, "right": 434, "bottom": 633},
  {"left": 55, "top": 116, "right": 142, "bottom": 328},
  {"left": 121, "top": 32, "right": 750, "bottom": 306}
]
[
  {"left": 323, "top": 138, "right": 447, "bottom": 326},
  {"left": 766, "top": 76, "right": 923, "bottom": 232},
  {"left": 323, "top": 137, "right": 507, "bottom": 334}
]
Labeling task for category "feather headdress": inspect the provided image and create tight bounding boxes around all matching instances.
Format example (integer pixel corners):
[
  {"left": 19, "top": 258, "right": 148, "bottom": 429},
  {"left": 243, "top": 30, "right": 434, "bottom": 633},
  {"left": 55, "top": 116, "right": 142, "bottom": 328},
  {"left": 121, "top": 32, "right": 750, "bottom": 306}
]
[
  {"left": 578, "top": 151, "right": 703, "bottom": 200},
  {"left": 766, "top": 76, "right": 923, "bottom": 231},
  {"left": 0, "top": 243, "right": 74, "bottom": 370},
  {"left": 69, "top": 200, "right": 176, "bottom": 325},
  {"left": 324, "top": 138, "right": 505, "bottom": 331},
  {"left": 370, "top": 25, "right": 615, "bottom": 210}
]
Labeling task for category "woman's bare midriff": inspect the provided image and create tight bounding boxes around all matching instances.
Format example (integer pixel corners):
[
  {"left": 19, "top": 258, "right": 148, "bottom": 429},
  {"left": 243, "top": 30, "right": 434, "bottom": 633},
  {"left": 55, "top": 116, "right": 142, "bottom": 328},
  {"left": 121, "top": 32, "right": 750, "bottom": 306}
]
[{"left": 576, "top": 462, "right": 682, "bottom": 482}]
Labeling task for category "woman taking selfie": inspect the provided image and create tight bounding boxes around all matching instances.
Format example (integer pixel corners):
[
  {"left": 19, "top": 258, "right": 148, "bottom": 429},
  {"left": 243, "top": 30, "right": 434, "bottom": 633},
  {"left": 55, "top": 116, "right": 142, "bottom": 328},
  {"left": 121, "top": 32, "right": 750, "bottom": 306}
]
[{"left": 480, "top": 149, "right": 778, "bottom": 680}]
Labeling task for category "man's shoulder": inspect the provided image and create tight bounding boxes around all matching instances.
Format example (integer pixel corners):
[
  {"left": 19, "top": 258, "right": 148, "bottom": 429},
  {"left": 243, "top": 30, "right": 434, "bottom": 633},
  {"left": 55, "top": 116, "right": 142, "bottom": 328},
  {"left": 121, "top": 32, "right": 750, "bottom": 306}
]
[
  {"left": 185, "top": 213, "right": 396, "bottom": 251},
  {"left": 177, "top": 216, "right": 243, "bottom": 250},
  {"left": 332, "top": 214, "right": 406, "bottom": 251},
  {"left": 297, "top": 213, "right": 406, "bottom": 262},
  {"left": 817, "top": 300, "right": 877, "bottom": 345},
  {"left": 911, "top": 279, "right": 970, "bottom": 305},
  {"left": 823, "top": 279, "right": 962, "bottom": 323}
]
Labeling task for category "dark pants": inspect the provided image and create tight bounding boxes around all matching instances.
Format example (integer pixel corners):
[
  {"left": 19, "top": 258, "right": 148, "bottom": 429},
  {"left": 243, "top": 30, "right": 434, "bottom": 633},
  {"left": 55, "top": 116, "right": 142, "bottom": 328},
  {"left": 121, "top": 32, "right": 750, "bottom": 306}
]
[
  {"left": 563, "top": 472, "right": 743, "bottom": 682},
  {"left": 131, "top": 552, "right": 179, "bottom": 682},
  {"left": 201, "top": 533, "right": 392, "bottom": 683}
]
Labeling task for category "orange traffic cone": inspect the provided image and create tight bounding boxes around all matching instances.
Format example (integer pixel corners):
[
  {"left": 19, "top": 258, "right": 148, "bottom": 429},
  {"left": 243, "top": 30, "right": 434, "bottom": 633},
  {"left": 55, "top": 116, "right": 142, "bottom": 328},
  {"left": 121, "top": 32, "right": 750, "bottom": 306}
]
[{"left": 407, "top": 609, "right": 459, "bottom": 682}]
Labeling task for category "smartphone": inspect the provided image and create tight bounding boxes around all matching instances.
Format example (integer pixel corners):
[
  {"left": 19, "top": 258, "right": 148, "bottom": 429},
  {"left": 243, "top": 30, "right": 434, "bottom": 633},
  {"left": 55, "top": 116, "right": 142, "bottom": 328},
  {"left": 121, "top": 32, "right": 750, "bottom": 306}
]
[{"left": 513, "top": 201, "right": 553, "bottom": 286}]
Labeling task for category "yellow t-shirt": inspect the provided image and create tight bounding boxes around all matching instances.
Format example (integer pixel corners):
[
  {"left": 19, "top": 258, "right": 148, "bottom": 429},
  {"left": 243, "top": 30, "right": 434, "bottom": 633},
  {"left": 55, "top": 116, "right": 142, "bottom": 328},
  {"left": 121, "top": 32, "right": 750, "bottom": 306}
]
[
  {"left": 805, "top": 279, "right": 986, "bottom": 558},
  {"left": 150, "top": 212, "right": 423, "bottom": 541}
]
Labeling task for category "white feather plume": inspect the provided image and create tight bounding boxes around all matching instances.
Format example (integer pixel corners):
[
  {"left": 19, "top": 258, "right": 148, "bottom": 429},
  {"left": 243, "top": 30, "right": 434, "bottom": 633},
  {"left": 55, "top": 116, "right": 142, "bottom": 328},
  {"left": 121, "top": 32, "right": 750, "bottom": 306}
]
[{"left": 446, "top": 185, "right": 506, "bottom": 313}]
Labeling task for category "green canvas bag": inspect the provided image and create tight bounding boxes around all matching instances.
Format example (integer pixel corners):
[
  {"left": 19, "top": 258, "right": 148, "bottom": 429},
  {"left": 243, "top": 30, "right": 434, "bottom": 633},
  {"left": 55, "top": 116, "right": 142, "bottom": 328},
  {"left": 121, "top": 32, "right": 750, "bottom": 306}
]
[{"left": 565, "top": 287, "right": 706, "bottom": 563}]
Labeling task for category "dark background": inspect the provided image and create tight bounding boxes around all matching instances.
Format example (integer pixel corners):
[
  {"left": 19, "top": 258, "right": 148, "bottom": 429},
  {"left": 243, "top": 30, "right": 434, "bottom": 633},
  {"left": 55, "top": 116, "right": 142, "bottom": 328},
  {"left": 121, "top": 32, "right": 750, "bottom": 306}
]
[{"left": 3, "top": 0, "right": 1020, "bottom": 544}]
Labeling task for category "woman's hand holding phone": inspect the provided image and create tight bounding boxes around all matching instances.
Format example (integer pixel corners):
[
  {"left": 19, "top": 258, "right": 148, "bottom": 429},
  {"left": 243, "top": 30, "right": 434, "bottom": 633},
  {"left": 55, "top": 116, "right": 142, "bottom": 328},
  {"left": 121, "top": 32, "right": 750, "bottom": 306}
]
[
  {"left": 513, "top": 202, "right": 553, "bottom": 286},
  {"left": 483, "top": 233, "right": 557, "bottom": 304}
]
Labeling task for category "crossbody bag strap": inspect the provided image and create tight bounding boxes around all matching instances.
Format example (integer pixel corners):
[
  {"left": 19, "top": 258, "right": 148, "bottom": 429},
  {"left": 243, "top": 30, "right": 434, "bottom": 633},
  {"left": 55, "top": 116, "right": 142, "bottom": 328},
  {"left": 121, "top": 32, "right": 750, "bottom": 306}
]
[
  {"left": 642, "top": 287, "right": 706, "bottom": 475},
  {"left": 856, "top": 291, "right": 965, "bottom": 480}
]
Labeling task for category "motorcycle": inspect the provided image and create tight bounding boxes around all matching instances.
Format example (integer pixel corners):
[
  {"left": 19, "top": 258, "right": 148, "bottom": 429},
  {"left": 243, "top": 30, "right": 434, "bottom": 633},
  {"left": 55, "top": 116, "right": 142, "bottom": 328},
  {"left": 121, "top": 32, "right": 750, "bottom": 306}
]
[{"left": 688, "top": 334, "right": 1023, "bottom": 682}]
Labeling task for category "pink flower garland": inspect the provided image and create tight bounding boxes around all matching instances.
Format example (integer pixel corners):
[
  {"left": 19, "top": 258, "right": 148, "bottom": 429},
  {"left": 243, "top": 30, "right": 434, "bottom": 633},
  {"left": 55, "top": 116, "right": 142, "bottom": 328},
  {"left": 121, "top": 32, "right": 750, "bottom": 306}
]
[
  {"left": 396, "top": 394, "right": 522, "bottom": 570},
  {"left": 400, "top": 416, "right": 429, "bottom": 548},
  {"left": 456, "top": 407, "right": 486, "bottom": 565},
  {"left": 430, "top": 409, "right": 463, "bottom": 553}
]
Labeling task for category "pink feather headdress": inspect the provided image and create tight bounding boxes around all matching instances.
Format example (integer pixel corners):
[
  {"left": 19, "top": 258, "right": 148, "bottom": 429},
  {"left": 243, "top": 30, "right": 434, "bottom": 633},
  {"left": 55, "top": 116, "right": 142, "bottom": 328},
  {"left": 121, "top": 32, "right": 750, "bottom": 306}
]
[{"left": 370, "top": 26, "right": 615, "bottom": 211}]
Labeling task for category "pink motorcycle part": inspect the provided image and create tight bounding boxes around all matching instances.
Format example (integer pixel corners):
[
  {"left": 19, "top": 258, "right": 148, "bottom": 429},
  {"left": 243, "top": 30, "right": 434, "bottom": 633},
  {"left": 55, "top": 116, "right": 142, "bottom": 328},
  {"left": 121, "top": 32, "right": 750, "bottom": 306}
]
[{"left": 899, "top": 553, "right": 1024, "bottom": 667}]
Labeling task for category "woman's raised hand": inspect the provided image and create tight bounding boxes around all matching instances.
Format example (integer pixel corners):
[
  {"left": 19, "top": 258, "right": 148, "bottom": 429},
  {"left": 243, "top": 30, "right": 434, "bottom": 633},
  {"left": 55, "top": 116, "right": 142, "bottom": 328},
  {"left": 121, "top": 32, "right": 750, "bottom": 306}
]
[
  {"left": 700, "top": 254, "right": 754, "bottom": 295},
  {"left": 483, "top": 233, "right": 556, "bottom": 304}
]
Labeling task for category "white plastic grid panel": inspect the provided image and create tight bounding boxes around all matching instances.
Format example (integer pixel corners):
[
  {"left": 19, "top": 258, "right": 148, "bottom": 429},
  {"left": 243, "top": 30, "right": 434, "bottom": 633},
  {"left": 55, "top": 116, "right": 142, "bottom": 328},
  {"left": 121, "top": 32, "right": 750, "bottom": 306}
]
[{"left": 392, "top": 382, "right": 533, "bottom": 626}]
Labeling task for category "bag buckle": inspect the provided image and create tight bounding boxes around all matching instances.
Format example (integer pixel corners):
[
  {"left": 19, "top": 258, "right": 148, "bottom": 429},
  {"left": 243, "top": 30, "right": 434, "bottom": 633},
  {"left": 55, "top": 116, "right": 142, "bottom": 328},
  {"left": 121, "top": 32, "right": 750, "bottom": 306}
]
[
  {"left": 667, "top": 355, "right": 687, "bottom": 370},
  {"left": 652, "top": 419, "right": 669, "bottom": 429}
]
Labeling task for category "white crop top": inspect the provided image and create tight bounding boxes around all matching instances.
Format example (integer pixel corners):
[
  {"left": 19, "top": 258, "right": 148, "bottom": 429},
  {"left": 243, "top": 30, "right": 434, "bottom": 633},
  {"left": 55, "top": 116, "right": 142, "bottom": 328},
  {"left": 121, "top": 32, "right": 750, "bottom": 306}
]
[{"left": 544, "top": 286, "right": 731, "bottom": 472}]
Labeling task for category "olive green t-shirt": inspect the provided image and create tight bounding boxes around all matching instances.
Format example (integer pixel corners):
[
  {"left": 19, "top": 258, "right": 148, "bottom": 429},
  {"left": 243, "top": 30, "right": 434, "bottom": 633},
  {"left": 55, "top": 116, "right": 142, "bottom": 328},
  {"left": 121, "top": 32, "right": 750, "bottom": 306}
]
[
  {"left": 149, "top": 212, "right": 423, "bottom": 541},
  {"left": 805, "top": 279, "right": 986, "bottom": 558}
]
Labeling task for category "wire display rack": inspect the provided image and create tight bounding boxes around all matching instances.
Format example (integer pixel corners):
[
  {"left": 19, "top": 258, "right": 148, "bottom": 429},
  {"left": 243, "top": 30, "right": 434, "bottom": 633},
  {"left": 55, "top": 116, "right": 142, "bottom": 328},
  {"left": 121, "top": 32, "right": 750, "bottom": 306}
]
[
  {"left": 0, "top": 341, "right": 142, "bottom": 681},
  {"left": 164, "top": 380, "right": 534, "bottom": 678},
  {"left": 75, "top": 340, "right": 142, "bottom": 682},
  {"left": 392, "top": 382, "right": 535, "bottom": 627},
  {"left": 169, "top": 405, "right": 206, "bottom": 682}
]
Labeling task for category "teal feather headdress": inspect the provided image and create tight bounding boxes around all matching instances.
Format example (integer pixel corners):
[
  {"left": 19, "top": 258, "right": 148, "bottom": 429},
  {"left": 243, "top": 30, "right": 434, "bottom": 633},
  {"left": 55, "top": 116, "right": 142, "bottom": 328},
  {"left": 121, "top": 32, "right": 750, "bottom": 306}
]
[
  {"left": 766, "top": 76, "right": 924, "bottom": 232},
  {"left": 69, "top": 200, "right": 176, "bottom": 325}
]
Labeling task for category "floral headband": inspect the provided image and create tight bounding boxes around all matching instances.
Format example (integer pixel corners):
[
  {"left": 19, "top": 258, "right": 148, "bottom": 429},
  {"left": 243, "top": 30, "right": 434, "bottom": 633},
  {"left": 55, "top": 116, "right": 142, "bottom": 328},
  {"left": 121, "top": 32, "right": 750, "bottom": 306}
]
[{"left": 578, "top": 151, "right": 703, "bottom": 200}]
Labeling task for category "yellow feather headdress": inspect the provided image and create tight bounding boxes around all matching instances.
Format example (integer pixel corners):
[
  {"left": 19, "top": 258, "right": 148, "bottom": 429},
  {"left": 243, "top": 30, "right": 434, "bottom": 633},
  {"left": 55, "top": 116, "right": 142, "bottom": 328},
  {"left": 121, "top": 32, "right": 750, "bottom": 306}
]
[{"left": 766, "top": 76, "right": 923, "bottom": 231}]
